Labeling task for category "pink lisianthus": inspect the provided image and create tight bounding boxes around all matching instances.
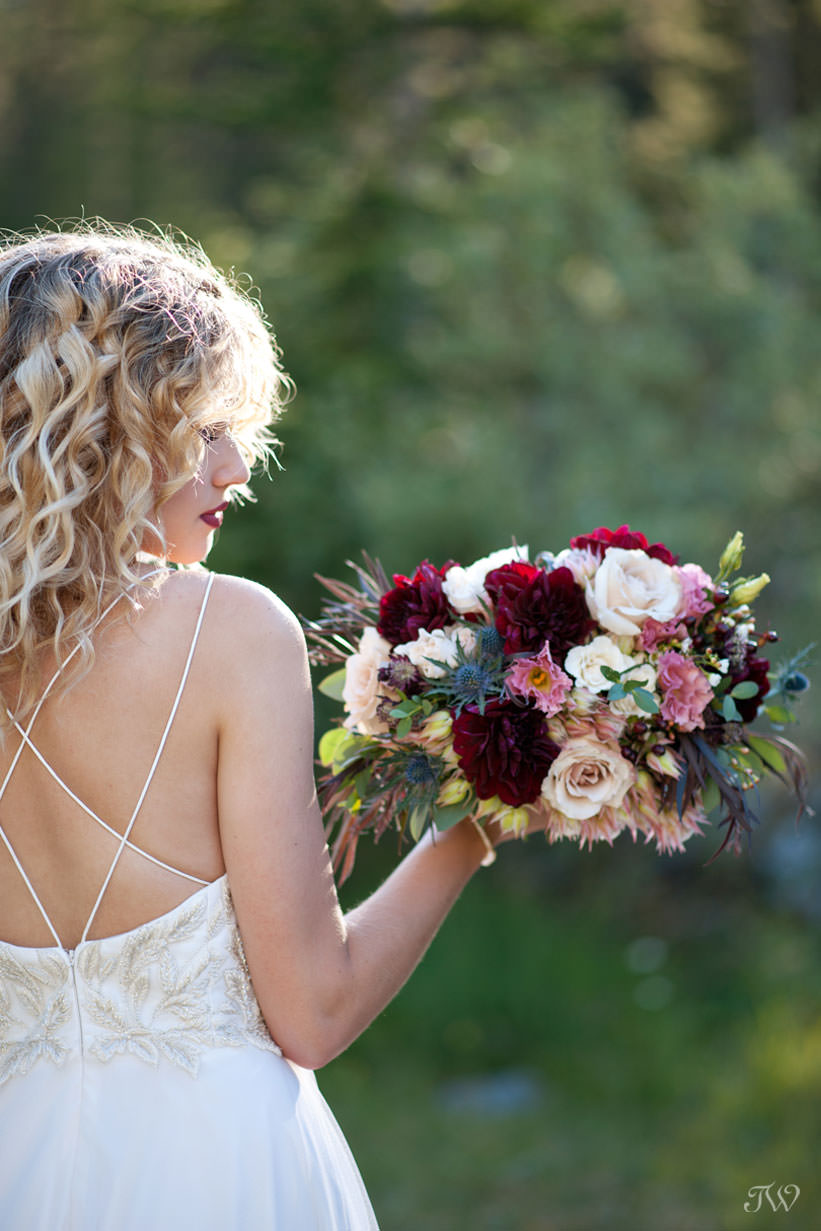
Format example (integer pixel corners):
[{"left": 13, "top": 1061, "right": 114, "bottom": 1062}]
[
  {"left": 506, "top": 645, "right": 572, "bottom": 716},
  {"left": 674, "top": 563, "right": 714, "bottom": 623},
  {"left": 640, "top": 618, "right": 688, "bottom": 652},
  {"left": 657, "top": 651, "right": 714, "bottom": 731}
]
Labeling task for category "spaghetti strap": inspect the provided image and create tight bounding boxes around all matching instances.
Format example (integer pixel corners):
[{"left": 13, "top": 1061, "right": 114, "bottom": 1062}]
[
  {"left": 79, "top": 571, "right": 215, "bottom": 943},
  {"left": 7, "top": 721, "right": 209, "bottom": 886},
  {"left": 0, "top": 570, "right": 214, "bottom": 949}
]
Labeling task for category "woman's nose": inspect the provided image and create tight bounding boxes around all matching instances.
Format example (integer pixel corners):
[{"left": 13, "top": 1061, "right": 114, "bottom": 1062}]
[{"left": 213, "top": 435, "right": 251, "bottom": 487}]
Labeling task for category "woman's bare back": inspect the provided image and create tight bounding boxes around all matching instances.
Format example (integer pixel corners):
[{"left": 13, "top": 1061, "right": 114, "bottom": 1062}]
[{"left": 0, "top": 569, "right": 226, "bottom": 949}]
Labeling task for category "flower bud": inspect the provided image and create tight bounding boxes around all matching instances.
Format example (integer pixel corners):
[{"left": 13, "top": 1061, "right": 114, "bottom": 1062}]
[
  {"left": 730, "top": 573, "right": 770, "bottom": 606},
  {"left": 718, "top": 531, "right": 744, "bottom": 578},
  {"left": 437, "top": 776, "right": 470, "bottom": 807},
  {"left": 419, "top": 709, "right": 453, "bottom": 744},
  {"left": 498, "top": 806, "right": 530, "bottom": 836},
  {"left": 646, "top": 748, "right": 681, "bottom": 778}
]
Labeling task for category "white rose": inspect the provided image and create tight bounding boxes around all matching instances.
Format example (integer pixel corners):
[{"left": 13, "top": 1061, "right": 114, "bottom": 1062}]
[
  {"left": 541, "top": 736, "right": 636, "bottom": 820},
  {"left": 609, "top": 661, "right": 658, "bottom": 718},
  {"left": 553, "top": 546, "right": 600, "bottom": 586},
  {"left": 394, "top": 626, "right": 461, "bottom": 679},
  {"left": 343, "top": 627, "right": 392, "bottom": 734},
  {"left": 442, "top": 545, "right": 528, "bottom": 615},
  {"left": 586, "top": 548, "right": 682, "bottom": 637},
  {"left": 564, "top": 634, "right": 635, "bottom": 694}
]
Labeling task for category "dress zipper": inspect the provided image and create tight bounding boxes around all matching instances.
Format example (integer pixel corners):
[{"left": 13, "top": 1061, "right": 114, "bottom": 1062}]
[{"left": 66, "top": 947, "right": 86, "bottom": 1055}]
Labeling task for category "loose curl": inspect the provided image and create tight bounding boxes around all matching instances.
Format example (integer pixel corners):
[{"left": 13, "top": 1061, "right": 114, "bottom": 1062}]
[{"left": 0, "top": 221, "right": 291, "bottom": 721}]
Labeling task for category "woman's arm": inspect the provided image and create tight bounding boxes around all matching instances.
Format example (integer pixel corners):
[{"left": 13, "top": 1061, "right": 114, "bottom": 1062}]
[{"left": 213, "top": 575, "right": 496, "bottom": 1069}]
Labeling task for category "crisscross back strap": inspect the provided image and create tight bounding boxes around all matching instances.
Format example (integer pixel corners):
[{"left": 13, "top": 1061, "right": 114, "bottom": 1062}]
[
  {"left": 0, "top": 570, "right": 214, "bottom": 948},
  {"left": 5, "top": 722, "right": 210, "bottom": 887},
  {"left": 0, "top": 581, "right": 151, "bottom": 948},
  {"left": 79, "top": 571, "right": 215, "bottom": 943}
]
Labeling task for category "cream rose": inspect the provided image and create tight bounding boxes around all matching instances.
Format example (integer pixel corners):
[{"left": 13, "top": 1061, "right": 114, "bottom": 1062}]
[
  {"left": 442, "top": 545, "right": 528, "bottom": 615},
  {"left": 541, "top": 736, "right": 636, "bottom": 820},
  {"left": 564, "top": 634, "right": 635, "bottom": 694},
  {"left": 585, "top": 548, "right": 682, "bottom": 637},
  {"left": 394, "top": 624, "right": 477, "bottom": 679},
  {"left": 343, "top": 626, "right": 392, "bottom": 734},
  {"left": 394, "top": 625, "right": 463, "bottom": 679},
  {"left": 552, "top": 546, "right": 600, "bottom": 586}
]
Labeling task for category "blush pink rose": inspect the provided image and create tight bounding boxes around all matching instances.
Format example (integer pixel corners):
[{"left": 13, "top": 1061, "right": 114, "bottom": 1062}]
[
  {"left": 657, "top": 651, "right": 714, "bottom": 731},
  {"left": 674, "top": 563, "right": 714, "bottom": 623},
  {"left": 639, "top": 618, "right": 688, "bottom": 651},
  {"left": 506, "top": 645, "right": 572, "bottom": 716}
]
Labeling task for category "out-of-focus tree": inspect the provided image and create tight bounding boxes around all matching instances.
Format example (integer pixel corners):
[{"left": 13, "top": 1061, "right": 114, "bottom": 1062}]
[{"left": 1, "top": 0, "right": 818, "bottom": 770}]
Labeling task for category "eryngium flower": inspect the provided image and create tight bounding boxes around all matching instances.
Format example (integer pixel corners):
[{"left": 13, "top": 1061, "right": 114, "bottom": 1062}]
[{"left": 452, "top": 699, "right": 560, "bottom": 807}]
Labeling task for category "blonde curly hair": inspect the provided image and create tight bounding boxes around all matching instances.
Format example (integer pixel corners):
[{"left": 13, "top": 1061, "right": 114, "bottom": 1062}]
[{"left": 0, "top": 221, "right": 289, "bottom": 720}]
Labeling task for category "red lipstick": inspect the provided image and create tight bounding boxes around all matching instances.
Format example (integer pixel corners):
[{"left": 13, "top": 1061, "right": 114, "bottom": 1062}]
[{"left": 200, "top": 501, "right": 229, "bottom": 529}]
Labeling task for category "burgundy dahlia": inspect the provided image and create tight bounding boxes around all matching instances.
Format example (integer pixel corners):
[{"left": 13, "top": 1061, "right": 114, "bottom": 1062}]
[
  {"left": 377, "top": 560, "right": 456, "bottom": 646},
  {"left": 727, "top": 647, "right": 770, "bottom": 723},
  {"left": 570, "top": 524, "right": 678, "bottom": 566},
  {"left": 485, "top": 563, "right": 594, "bottom": 660},
  {"left": 452, "top": 699, "right": 560, "bottom": 807}
]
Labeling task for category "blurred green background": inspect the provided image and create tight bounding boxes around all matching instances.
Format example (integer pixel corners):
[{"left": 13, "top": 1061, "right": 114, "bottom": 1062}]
[{"left": 2, "top": 2, "right": 819, "bottom": 1226}]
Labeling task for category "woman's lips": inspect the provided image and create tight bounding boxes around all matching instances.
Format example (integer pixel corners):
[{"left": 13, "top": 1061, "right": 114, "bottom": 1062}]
[{"left": 200, "top": 502, "right": 229, "bottom": 528}]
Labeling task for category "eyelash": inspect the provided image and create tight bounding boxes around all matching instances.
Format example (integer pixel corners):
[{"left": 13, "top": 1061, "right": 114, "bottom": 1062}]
[{"left": 198, "top": 424, "right": 227, "bottom": 444}]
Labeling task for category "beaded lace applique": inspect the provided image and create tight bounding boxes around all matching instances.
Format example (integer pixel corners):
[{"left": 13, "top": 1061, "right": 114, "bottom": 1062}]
[{"left": 0, "top": 880, "right": 280, "bottom": 1085}]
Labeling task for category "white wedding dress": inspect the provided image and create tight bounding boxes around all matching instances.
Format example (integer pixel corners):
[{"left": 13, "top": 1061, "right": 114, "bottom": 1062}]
[{"left": 0, "top": 574, "right": 378, "bottom": 1229}]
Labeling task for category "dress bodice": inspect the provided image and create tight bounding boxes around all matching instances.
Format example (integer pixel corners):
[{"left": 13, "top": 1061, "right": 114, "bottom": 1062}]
[{"left": 0, "top": 875, "right": 281, "bottom": 1087}]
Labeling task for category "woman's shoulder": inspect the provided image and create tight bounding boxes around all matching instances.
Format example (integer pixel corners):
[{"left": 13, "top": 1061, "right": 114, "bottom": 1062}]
[{"left": 156, "top": 569, "right": 305, "bottom": 667}]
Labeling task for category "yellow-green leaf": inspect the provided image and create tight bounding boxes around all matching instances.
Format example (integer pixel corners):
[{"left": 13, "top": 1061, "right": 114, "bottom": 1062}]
[
  {"left": 746, "top": 735, "right": 787, "bottom": 776},
  {"left": 318, "top": 668, "right": 347, "bottom": 701}
]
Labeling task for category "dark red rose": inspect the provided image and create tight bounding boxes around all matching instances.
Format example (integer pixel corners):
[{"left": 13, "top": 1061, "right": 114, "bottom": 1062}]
[
  {"left": 377, "top": 560, "right": 456, "bottom": 646},
  {"left": 452, "top": 699, "right": 560, "bottom": 807},
  {"left": 485, "top": 563, "right": 595, "bottom": 660},
  {"left": 727, "top": 647, "right": 770, "bottom": 723},
  {"left": 570, "top": 524, "right": 678, "bottom": 566}
]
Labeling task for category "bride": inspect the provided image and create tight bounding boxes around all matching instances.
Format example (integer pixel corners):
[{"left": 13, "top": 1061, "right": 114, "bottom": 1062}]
[{"left": 0, "top": 224, "right": 510, "bottom": 1229}]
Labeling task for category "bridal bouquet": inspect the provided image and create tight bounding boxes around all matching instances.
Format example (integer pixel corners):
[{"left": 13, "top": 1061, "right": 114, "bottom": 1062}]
[{"left": 305, "top": 526, "right": 809, "bottom": 881}]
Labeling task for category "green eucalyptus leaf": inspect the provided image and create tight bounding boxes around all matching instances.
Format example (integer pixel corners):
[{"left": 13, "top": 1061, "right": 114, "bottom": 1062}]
[
  {"left": 600, "top": 665, "right": 622, "bottom": 683},
  {"left": 722, "top": 695, "right": 742, "bottom": 722},
  {"left": 730, "top": 680, "right": 759, "bottom": 699},
  {"left": 396, "top": 716, "right": 413, "bottom": 739},
  {"left": 633, "top": 688, "right": 659, "bottom": 714},
  {"left": 607, "top": 683, "right": 627, "bottom": 701},
  {"left": 390, "top": 699, "right": 418, "bottom": 718},
  {"left": 318, "top": 668, "right": 347, "bottom": 701}
]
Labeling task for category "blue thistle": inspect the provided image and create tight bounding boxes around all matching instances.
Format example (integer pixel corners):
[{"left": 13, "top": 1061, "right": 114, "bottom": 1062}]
[
  {"left": 404, "top": 754, "right": 437, "bottom": 789},
  {"left": 446, "top": 662, "right": 501, "bottom": 713},
  {"left": 478, "top": 626, "right": 505, "bottom": 657}
]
